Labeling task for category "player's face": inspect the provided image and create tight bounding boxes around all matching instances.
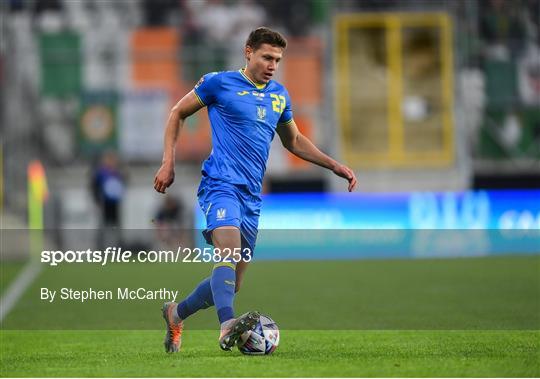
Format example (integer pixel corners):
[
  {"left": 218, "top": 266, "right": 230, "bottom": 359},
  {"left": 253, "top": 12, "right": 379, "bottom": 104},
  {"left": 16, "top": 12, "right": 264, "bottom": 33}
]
[{"left": 245, "top": 43, "right": 283, "bottom": 84}]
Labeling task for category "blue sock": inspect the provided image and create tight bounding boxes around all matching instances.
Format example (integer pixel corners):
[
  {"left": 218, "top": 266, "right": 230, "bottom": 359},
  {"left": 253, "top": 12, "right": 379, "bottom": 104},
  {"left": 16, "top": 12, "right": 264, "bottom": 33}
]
[
  {"left": 176, "top": 277, "right": 214, "bottom": 320},
  {"left": 210, "top": 262, "right": 236, "bottom": 324}
]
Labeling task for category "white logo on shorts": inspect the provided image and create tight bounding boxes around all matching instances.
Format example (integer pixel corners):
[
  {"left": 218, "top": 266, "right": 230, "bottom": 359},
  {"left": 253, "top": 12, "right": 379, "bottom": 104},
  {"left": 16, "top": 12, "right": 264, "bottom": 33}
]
[{"left": 216, "top": 208, "right": 226, "bottom": 220}]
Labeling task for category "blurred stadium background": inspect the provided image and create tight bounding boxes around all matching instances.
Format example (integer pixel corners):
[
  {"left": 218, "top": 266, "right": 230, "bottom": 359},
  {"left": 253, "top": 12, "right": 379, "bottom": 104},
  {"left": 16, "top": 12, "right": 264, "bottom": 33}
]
[{"left": 1, "top": 0, "right": 539, "bottom": 235}]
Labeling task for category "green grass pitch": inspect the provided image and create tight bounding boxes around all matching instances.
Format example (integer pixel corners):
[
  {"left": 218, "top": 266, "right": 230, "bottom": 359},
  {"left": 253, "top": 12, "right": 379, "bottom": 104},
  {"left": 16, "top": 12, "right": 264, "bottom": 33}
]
[
  {"left": 1, "top": 256, "right": 539, "bottom": 377},
  {"left": 1, "top": 330, "right": 538, "bottom": 377}
]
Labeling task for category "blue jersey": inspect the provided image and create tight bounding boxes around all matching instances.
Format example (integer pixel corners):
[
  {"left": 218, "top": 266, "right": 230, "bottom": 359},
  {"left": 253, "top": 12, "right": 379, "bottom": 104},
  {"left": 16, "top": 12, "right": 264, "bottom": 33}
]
[{"left": 194, "top": 69, "right": 293, "bottom": 196}]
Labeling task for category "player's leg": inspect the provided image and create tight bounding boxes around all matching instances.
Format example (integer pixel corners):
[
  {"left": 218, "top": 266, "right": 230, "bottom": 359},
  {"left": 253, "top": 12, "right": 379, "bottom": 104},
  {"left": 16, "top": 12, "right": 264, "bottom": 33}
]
[
  {"left": 164, "top": 257, "right": 250, "bottom": 352},
  {"left": 172, "top": 231, "right": 240, "bottom": 323},
  {"left": 163, "top": 262, "right": 214, "bottom": 353},
  {"left": 161, "top": 181, "right": 220, "bottom": 353},
  {"left": 234, "top": 196, "right": 259, "bottom": 296},
  {"left": 176, "top": 277, "right": 214, "bottom": 319},
  {"left": 210, "top": 226, "right": 241, "bottom": 327},
  {"left": 234, "top": 230, "right": 257, "bottom": 293},
  {"left": 162, "top": 182, "right": 258, "bottom": 352},
  {"left": 201, "top": 191, "right": 243, "bottom": 329},
  {"left": 210, "top": 226, "right": 258, "bottom": 351},
  {"left": 234, "top": 259, "right": 249, "bottom": 293},
  {"left": 195, "top": 186, "right": 258, "bottom": 349},
  {"left": 170, "top": 226, "right": 240, "bottom": 322},
  {"left": 171, "top": 180, "right": 225, "bottom": 323},
  {"left": 163, "top": 273, "right": 215, "bottom": 352},
  {"left": 214, "top": 194, "right": 263, "bottom": 350}
]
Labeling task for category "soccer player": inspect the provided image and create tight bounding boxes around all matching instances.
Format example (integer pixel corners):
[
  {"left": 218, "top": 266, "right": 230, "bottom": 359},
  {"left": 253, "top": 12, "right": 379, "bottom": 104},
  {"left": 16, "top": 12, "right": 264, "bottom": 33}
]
[{"left": 154, "top": 27, "right": 357, "bottom": 353}]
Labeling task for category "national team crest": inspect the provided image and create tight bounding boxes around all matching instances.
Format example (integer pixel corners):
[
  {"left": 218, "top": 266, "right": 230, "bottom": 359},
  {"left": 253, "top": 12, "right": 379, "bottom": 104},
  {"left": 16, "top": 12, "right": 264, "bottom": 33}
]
[
  {"left": 216, "top": 208, "right": 226, "bottom": 220},
  {"left": 257, "top": 106, "right": 266, "bottom": 121}
]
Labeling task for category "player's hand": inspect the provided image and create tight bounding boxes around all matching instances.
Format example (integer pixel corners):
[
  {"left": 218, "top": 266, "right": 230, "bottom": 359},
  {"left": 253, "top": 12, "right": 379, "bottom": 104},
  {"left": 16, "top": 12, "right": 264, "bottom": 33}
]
[
  {"left": 332, "top": 164, "right": 357, "bottom": 192},
  {"left": 154, "top": 163, "right": 175, "bottom": 193}
]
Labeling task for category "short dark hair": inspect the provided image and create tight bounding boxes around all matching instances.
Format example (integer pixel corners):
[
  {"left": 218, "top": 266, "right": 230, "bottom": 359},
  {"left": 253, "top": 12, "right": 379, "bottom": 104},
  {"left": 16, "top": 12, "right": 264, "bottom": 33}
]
[{"left": 246, "top": 27, "right": 287, "bottom": 51}]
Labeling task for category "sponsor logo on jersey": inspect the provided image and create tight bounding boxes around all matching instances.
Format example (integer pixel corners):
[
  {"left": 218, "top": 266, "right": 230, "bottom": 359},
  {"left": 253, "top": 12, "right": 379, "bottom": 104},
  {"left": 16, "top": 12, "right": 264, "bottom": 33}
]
[
  {"left": 195, "top": 76, "right": 204, "bottom": 88},
  {"left": 237, "top": 91, "right": 249, "bottom": 96}
]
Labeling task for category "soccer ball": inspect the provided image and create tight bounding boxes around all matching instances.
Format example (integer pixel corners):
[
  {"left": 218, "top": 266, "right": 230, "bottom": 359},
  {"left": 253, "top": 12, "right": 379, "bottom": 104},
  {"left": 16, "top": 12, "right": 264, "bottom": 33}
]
[{"left": 237, "top": 314, "right": 279, "bottom": 355}]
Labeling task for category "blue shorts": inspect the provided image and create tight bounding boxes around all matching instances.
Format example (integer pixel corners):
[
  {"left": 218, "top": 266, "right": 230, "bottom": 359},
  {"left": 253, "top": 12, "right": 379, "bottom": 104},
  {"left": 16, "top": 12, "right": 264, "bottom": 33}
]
[{"left": 197, "top": 176, "right": 262, "bottom": 254}]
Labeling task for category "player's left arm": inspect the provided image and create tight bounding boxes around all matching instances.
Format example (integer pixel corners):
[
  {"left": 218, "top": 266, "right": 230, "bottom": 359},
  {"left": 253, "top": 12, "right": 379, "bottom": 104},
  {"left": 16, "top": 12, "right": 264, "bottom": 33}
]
[{"left": 276, "top": 120, "right": 357, "bottom": 192}]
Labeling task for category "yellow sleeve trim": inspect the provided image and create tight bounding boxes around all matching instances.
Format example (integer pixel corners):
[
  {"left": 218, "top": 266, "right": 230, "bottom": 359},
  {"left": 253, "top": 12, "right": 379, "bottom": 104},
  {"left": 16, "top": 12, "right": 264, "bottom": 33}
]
[
  {"left": 213, "top": 262, "right": 236, "bottom": 270},
  {"left": 194, "top": 90, "right": 206, "bottom": 107},
  {"left": 278, "top": 118, "right": 294, "bottom": 126}
]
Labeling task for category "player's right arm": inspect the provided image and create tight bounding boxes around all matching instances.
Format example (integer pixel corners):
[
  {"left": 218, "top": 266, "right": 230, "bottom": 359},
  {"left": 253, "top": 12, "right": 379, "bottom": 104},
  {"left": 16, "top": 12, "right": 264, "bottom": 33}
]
[{"left": 154, "top": 90, "right": 204, "bottom": 193}]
